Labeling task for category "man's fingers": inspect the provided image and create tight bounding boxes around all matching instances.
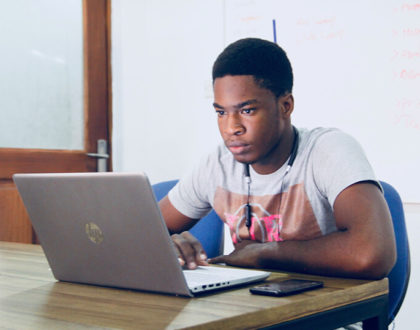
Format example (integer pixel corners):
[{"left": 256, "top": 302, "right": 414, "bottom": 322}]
[
  {"left": 181, "top": 231, "right": 208, "bottom": 265},
  {"left": 208, "top": 255, "right": 227, "bottom": 265},
  {"left": 171, "top": 240, "right": 185, "bottom": 266},
  {"left": 209, "top": 241, "right": 260, "bottom": 268},
  {"left": 172, "top": 233, "right": 196, "bottom": 268},
  {"left": 171, "top": 231, "right": 208, "bottom": 269}
]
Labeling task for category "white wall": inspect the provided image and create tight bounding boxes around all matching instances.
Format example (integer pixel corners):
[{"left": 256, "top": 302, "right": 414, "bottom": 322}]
[{"left": 112, "top": 0, "right": 225, "bottom": 184}]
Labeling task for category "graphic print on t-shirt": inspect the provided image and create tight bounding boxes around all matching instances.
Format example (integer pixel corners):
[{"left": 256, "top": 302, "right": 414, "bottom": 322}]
[{"left": 213, "top": 183, "right": 322, "bottom": 244}]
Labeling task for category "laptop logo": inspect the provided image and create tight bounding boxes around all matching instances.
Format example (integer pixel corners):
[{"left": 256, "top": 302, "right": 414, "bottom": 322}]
[{"left": 85, "top": 222, "right": 104, "bottom": 244}]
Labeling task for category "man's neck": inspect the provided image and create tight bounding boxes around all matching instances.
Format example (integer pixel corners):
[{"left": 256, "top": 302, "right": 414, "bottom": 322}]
[{"left": 251, "top": 126, "right": 296, "bottom": 175}]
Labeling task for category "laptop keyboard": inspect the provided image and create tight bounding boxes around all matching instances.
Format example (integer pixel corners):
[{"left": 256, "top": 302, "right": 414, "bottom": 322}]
[{"left": 183, "top": 266, "right": 259, "bottom": 286}]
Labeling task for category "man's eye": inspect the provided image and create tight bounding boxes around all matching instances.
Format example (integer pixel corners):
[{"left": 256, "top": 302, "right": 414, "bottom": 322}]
[
  {"left": 216, "top": 110, "right": 225, "bottom": 116},
  {"left": 241, "top": 108, "right": 254, "bottom": 114}
]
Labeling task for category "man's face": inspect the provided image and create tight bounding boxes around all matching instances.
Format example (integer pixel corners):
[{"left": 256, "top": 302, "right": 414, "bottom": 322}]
[{"left": 213, "top": 75, "right": 293, "bottom": 174}]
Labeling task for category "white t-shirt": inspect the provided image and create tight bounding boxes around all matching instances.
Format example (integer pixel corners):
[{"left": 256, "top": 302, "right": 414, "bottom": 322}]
[{"left": 169, "top": 127, "right": 380, "bottom": 244}]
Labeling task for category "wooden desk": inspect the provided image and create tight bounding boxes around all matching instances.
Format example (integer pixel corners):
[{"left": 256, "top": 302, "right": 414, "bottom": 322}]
[{"left": 0, "top": 242, "right": 388, "bottom": 329}]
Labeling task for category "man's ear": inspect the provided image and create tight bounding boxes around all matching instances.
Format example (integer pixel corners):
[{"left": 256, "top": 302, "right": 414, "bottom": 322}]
[{"left": 277, "top": 93, "right": 294, "bottom": 117}]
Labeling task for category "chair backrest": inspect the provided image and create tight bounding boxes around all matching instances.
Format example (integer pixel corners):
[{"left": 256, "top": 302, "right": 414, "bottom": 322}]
[
  {"left": 380, "top": 181, "right": 411, "bottom": 323},
  {"left": 152, "top": 180, "right": 224, "bottom": 258}
]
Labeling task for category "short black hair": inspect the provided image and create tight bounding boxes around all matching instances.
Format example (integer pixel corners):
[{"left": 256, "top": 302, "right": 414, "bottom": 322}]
[{"left": 212, "top": 38, "right": 293, "bottom": 97}]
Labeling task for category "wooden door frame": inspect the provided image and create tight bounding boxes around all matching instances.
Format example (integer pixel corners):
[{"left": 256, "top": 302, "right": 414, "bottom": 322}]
[
  {"left": 83, "top": 0, "right": 113, "bottom": 171},
  {"left": 0, "top": 0, "right": 112, "bottom": 178},
  {"left": 0, "top": 0, "right": 112, "bottom": 243}
]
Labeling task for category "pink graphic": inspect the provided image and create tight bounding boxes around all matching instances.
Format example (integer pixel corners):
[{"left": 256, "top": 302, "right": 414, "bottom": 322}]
[
  {"left": 224, "top": 211, "right": 284, "bottom": 243},
  {"left": 224, "top": 213, "right": 239, "bottom": 228},
  {"left": 261, "top": 215, "right": 283, "bottom": 242},
  {"left": 225, "top": 213, "right": 239, "bottom": 244},
  {"left": 249, "top": 220, "right": 256, "bottom": 241}
]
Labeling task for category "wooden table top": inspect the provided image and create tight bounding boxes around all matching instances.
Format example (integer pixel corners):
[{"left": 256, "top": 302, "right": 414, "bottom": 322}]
[{"left": 0, "top": 242, "right": 388, "bottom": 329}]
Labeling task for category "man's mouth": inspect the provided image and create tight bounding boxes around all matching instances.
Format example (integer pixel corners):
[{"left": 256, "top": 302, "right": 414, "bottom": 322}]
[{"left": 226, "top": 142, "right": 250, "bottom": 155}]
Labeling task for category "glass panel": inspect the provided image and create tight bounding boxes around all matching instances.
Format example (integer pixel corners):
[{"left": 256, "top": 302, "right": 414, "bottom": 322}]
[{"left": 0, "top": 0, "right": 84, "bottom": 150}]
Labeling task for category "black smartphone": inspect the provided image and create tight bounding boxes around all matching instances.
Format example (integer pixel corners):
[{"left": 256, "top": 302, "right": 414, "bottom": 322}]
[{"left": 249, "top": 279, "right": 323, "bottom": 297}]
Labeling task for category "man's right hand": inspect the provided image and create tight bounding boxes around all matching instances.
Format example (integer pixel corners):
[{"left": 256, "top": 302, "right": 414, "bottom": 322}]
[
  {"left": 159, "top": 196, "right": 209, "bottom": 269},
  {"left": 171, "top": 231, "right": 209, "bottom": 269}
]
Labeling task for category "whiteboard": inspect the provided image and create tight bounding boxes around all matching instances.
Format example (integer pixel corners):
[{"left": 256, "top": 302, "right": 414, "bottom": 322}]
[{"left": 225, "top": 0, "right": 420, "bottom": 203}]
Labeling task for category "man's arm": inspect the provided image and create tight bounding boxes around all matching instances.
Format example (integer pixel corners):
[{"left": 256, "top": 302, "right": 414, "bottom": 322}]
[
  {"left": 209, "top": 182, "right": 397, "bottom": 279},
  {"left": 159, "top": 196, "right": 209, "bottom": 269}
]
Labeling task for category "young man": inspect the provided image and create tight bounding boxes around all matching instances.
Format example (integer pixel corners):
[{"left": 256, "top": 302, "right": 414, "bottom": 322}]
[{"left": 159, "top": 38, "right": 396, "bottom": 279}]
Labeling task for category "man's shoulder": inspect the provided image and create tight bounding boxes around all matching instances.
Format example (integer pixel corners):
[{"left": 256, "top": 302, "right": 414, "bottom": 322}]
[
  {"left": 298, "top": 127, "right": 358, "bottom": 150},
  {"left": 299, "top": 127, "right": 341, "bottom": 140}
]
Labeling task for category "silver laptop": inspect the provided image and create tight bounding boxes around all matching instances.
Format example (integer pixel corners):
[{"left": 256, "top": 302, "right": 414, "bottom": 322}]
[{"left": 13, "top": 172, "right": 270, "bottom": 297}]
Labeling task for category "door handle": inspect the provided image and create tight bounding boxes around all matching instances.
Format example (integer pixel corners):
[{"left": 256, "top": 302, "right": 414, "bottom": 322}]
[{"left": 86, "top": 139, "right": 109, "bottom": 172}]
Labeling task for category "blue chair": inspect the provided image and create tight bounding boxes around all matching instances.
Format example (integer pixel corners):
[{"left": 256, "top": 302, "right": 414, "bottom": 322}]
[
  {"left": 380, "top": 181, "right": 411, "bottom": 324},
  {"left": 152, "top": 180, "right": 224, "bottom": 258}
]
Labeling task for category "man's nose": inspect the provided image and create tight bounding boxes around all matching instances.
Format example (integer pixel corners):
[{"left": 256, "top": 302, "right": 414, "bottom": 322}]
[{"left": 225, "top": 113, "right": 245, "bottom": 136}]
